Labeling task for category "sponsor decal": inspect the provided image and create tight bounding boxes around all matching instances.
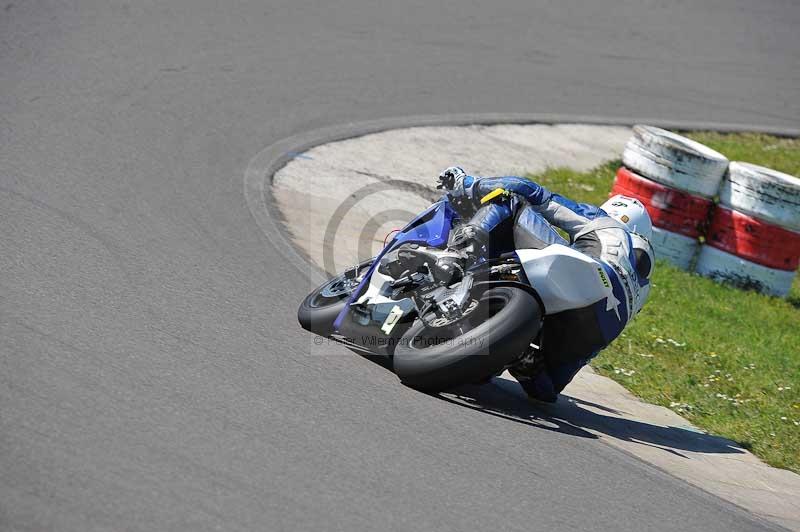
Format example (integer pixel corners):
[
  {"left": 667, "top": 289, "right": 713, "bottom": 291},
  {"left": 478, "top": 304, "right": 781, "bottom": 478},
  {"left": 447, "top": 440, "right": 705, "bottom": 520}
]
[
  {"left": 597, "top": 267, "right": 610, "bottom": 288},
  {"left": 598, "top": 266, "right": 622, "bottom": 321},
  {"left": 381, "top": 304, "right": 404, "bottom": 335}
]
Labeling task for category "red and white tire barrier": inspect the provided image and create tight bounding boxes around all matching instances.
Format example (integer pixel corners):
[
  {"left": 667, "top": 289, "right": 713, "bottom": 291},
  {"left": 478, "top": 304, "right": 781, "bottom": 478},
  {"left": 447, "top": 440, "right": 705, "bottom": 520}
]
[
  {"left": 613, "top": 166, "right": 712, "bottom": 239},
  {"left": 612, "top": 166, "right": 713, "bottom": 269},
  {"left": 648, "top": 228, "right": 700, "bottom": 271},
  {"left": 696, "top": 162, "right": 800, "bottom": 297},
  {"left": 695, "top": 245, "right": 796, "bottom": 298},
  {"left": 616, "top": 126, "right": 727, "bottom": 269},
  {"left": 705, "top": 206, "right": 800, "bottom": 271},
  {"left": 622, "top": 125, "right": 729, "bottom": 199},
  {"left": 615, "top": 126, "right": 798, "bottom": 295},
  {"left": 719, "top": 162, "right": 800, "bottom": 232}
]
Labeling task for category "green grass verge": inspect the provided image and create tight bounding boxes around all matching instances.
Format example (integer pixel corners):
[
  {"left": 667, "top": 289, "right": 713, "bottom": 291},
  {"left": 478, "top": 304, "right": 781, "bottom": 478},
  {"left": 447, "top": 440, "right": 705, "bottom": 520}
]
[{"left": 526, "top": 132, "right": 800, "bottom": 473}]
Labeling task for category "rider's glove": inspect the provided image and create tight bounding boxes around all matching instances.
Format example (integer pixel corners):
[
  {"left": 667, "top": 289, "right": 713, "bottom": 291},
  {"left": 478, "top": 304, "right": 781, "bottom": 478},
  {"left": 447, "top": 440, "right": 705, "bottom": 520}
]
[
  {"left": 448, "top": 224, "right": 481, "bottom": 248},
  {"left": 437, "top": 166, "right": 467, "bottom": 190}
]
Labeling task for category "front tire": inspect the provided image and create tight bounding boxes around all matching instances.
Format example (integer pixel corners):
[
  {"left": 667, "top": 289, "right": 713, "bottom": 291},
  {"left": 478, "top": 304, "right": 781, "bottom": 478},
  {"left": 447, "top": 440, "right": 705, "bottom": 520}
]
[
  {"left": 393, "top": 286, "right": 542, "bottom": 392},
  {"left": 297, "top": 262, "right": 372, "bottom": 337}
]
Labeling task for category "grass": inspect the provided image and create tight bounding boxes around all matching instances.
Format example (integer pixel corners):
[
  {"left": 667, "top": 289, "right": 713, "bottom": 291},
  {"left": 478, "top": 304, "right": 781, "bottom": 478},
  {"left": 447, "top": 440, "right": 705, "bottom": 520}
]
[{"left": 526, "top": 132, "right": 800, "bottom": 473}]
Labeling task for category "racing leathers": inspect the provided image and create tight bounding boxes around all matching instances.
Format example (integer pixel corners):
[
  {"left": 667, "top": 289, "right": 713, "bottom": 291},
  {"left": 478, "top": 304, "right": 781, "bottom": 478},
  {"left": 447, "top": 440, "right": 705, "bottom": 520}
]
[{"left": 445, "top": 174, "right": 653, "bottom": 402}]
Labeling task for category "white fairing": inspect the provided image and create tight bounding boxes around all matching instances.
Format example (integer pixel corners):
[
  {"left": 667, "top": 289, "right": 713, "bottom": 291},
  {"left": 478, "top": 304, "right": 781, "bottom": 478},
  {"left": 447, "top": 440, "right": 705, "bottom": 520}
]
[
  {"left": 518, "top": 245, "right": 612, "bottom": 315},
  {"left": 355, "top": 269, "right": 395, "bottom": 305}
]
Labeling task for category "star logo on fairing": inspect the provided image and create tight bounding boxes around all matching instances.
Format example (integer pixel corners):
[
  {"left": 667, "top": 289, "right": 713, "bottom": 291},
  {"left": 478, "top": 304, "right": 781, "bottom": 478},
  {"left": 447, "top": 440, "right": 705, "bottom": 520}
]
[
  {"left": 597, "top": 266, "right": 622, "bottom": 321},
  {"left": 606, "top": 290, "right": 622, "bottom": 321}
]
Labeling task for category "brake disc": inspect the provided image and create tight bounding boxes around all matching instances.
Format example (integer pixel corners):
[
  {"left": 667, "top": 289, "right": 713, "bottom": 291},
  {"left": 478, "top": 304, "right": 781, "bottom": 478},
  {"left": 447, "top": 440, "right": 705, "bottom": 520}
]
[{"left": 320, "top": 276, "right": 359, "bottom": 298}]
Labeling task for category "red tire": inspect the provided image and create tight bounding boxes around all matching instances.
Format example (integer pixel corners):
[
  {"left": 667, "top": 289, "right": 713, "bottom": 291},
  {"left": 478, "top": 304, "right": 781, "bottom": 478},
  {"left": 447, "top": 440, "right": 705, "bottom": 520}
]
[
  {"left": 706, "top": 206, "right": 800, "bottom": 271},
  {"left": 612, "top": 167, "right": 713, "bottom": 238}
]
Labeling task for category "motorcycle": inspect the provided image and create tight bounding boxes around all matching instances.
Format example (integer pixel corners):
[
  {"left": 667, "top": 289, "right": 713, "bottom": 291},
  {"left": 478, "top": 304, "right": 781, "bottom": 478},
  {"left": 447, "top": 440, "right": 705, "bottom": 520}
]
[{"left": 298, "top": 195, "right": 602, "bottom": 392}]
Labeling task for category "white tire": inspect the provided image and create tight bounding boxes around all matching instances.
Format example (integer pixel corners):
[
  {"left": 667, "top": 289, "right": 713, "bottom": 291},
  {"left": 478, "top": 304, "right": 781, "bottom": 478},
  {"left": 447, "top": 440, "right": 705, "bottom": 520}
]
[
  {"left": 651, "top": 227, "right": 698, "bottom": 270},
  {"left": 695, "top": 245, "right": 796, "bottom": 298},
  {"left": 622, "top": 125, "right": 728, "bottom": 198},
  {"left": 719, "top": 162, "right": 800, "bottom": 232}
]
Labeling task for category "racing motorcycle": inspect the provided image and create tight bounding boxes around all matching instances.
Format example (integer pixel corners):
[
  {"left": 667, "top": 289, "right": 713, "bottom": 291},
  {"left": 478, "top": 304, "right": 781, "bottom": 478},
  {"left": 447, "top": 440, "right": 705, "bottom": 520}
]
[{"left": 298, "top": 196, "right": 597, "bottom": 392}]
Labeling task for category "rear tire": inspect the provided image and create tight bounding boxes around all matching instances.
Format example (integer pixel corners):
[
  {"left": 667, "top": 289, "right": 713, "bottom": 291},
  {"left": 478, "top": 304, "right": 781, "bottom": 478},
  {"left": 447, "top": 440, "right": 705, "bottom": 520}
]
[{"left": 393, "top": 286, "right": 542, "bottom": 392}]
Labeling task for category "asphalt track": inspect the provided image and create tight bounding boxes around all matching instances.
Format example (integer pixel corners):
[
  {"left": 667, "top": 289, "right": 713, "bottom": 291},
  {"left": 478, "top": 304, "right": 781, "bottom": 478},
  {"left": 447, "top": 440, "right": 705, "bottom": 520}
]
[{"left": 1, "top": 1, "right": 798, "bottom": 531}]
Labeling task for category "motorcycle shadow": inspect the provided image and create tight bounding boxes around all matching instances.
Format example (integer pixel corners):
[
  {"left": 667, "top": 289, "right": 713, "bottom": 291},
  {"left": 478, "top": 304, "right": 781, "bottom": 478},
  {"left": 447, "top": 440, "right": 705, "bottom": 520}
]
[{"left": 437, "top": 377, "right": 746, "bottom": 458}]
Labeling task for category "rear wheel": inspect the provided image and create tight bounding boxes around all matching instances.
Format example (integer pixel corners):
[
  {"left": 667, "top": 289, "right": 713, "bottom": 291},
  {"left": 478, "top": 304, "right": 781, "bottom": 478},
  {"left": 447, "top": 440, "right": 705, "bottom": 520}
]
[
  {"left": 297, "top": 261, "right": 372, "bottom": 337},
  {"left": 393, "top": 286, "right": 542, "bottom": 392}
]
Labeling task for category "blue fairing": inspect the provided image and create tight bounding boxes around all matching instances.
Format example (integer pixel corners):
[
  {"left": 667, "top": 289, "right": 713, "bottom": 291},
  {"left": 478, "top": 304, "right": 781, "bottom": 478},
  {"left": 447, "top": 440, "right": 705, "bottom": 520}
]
[{"left": 332, "top": 199, "right": 456, "bottom": 331}]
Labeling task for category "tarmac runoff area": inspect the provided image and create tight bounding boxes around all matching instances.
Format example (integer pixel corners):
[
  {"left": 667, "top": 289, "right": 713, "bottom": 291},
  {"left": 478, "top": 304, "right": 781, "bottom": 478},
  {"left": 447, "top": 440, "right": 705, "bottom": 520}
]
[{"left": 271, "top": 124, "right": 800, "bottom": 530}]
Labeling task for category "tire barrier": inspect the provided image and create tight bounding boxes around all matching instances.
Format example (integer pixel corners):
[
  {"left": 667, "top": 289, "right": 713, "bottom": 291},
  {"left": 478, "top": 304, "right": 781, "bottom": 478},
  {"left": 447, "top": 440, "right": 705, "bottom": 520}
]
[
  {"left": 695, "top": 245, "right": 796, "bottom": 298},
  {"left": 618, "top": 126, "right": 798, "bottom": 296},
  {"left": 613, "top": 166, "right": 713, "bottom": 239},
  {"left": 622, "top": 125, "right": 729, "bottom": 199},
  {"left": 695, "top": 163, "right": 800, "bottom": 297},
  {"left": 649, "top": 227, "right": 699, "bottom": 271},
  {"left": 719, "top": 162, "right": 800, "bottom": 232},
  {"left": 616, "top": 126, "right": 728, "bottom": 270},
  {"left": 705, "top": 206, "right": 800, "bottom": 271},
  {"left": 611, "top": 166, "right": 714, "bottom": 269}
]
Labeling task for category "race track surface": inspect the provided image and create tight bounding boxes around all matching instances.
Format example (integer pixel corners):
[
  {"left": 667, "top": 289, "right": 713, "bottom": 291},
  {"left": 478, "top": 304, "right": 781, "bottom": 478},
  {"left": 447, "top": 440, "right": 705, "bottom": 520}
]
[{"left": 1, "top": 1, "right": 798, "bottom": 530}]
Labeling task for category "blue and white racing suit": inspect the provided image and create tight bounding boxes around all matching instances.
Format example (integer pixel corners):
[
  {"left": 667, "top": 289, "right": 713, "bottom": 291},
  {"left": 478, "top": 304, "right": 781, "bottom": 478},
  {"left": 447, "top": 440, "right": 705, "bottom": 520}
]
[{"left": 449, "top": 176, "right": 651, "bottom": 400}]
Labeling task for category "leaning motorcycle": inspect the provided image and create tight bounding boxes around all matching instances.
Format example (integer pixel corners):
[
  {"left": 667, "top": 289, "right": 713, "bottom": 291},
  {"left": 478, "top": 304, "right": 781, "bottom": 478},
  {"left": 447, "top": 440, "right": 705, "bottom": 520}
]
[{"left": 298, "top": 196, "right": 598, "bottom": 392}]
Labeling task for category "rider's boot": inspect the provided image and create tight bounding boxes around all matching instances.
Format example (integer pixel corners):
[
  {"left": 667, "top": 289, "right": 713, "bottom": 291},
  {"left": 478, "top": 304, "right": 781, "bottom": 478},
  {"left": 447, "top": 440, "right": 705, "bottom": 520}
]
[{"left": 509, "top": 357, "right": 558, "bottom": 404}]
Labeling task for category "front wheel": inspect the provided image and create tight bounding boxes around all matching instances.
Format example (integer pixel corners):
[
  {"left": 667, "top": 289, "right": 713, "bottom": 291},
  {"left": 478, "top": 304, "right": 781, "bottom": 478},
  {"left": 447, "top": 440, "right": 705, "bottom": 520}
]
[
  {"left": 393, "top": 286, "right": 542, "bottom": 392},
  {"left": 297, "top": 261, "right": 372, "bottom": 338}
]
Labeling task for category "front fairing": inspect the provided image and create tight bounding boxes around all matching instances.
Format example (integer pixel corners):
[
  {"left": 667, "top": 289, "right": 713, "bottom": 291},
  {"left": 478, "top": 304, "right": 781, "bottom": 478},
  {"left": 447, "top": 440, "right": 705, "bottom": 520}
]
[{"left": 331, "top": 199, "right": 457, "bottom": 355}]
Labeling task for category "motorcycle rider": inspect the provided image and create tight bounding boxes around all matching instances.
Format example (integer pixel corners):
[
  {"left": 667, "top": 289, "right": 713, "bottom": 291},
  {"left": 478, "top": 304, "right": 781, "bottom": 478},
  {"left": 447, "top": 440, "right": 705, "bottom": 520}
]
[{"left": 436, "top": 166, "right": 655, "bottom": 403}]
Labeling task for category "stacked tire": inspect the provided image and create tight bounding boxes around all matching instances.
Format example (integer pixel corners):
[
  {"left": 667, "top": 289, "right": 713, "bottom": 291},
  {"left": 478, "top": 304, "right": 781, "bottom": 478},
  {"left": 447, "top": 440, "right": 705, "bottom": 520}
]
[
  {"left": 614, "top": 125, "right": 729, "bottom": 269},
  {"left": 696, "top": 163, "right": 800, "bottom": 297}
]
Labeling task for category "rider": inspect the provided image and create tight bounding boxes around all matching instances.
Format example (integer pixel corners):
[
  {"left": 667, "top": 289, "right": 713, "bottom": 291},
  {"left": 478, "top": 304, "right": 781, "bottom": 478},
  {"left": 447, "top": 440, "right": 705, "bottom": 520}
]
[{"left": 436, "top": 166, "right": 655, "bottom": 403}]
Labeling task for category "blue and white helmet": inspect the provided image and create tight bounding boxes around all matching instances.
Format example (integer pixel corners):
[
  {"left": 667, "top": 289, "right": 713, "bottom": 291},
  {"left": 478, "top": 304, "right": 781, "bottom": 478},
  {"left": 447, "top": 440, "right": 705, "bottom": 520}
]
[
  {"left": 601, "top": 195, "right": 653, "bottom": 240},
  {"left": 601, "top": 194, "right": 655, "bottom": 280}
]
